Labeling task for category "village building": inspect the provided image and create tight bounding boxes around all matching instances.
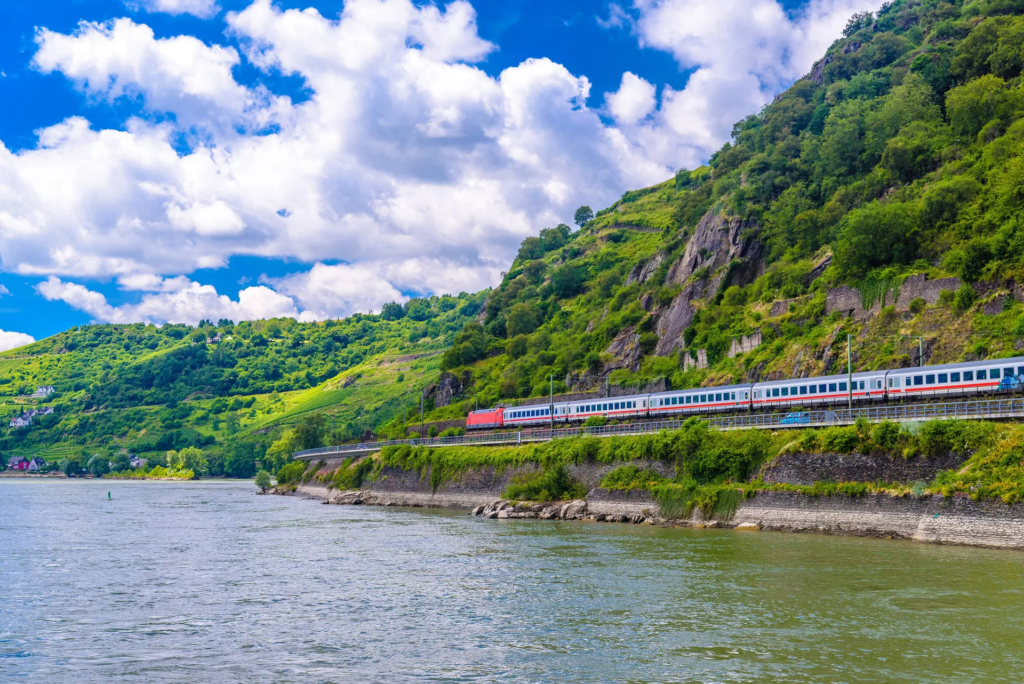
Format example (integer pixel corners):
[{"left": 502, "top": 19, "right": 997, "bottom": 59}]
[{"left": 31, "top": 386, "right": 55, "bottom": 398}]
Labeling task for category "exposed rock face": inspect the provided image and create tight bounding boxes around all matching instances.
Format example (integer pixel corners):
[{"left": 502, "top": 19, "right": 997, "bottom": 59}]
[
  {"left": 422, "top": 371, "right": 464, "bottom": 408},
  {"left": 825, "top": 273, "right": 962, "bottom": 320},
  {"left": 654, "top": 209, "right": 764, "bottom": 355},
  {"left": 604, "top": 326, "right": 643, "bottom": 372},
  {"left": 806, "top": 252, "right": 832, "bottom": 285},
  {"left": 626, "top": 252, "right": 665, "bottom": 285},
  {"left": 807, "top": 54, "right": 833, "bottom": 85}
]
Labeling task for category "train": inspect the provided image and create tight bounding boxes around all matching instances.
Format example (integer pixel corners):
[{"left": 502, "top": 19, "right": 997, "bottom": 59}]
[{"left": 464, "top": 356, "right": 1024, "bottom": 430}]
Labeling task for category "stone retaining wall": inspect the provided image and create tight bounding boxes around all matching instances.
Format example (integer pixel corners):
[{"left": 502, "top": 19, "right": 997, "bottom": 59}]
[{"left": 284, "top": 456, "right": 1024, "bottom": 551}]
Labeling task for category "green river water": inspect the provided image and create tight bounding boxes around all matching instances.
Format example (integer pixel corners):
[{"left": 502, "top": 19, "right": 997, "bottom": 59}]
[{"left": 2, "top": 479, "right": 1023, "bottom": 682}]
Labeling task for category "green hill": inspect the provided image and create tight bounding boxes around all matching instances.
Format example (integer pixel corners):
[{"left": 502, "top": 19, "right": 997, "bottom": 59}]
[{"left": 5, "top": 0, "right": 1024, "bottom": 475}]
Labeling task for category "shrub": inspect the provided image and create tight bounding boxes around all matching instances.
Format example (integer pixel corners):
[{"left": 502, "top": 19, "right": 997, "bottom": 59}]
[
  {"left": 255, "top": 470, "right": 271, "bottom": 492},
  {"left": 909, "top": 297, "right": 927, "bottom": 315},
  {"left": 439, "top": 427, "right": 466, "bottom": 438},
  {"left": 870, "top": 421, "right": 902, "bottom": 452},
  {"left": 600, "top": 464, "right": 668, "bottom": 490},
  {"left": 276, "top": 461, "right": 307, "bottom": 484},
  {"left": 820, "top": 426, "right": 860, "bottom": 453},
  {"left": 954, "top": 284, "right": 977, "bottom": 313},
  {"left": 639, "top": 333, "right": 659, "bottom": 355},
  {"left": 583, "top": 416, "right": 608, "bottom": 427},
  {"left": 503, "top": 464, "right": 587, "bottom": 502},
  {"left": 428, "top": 425, "right": 439, "bottom": 438}
]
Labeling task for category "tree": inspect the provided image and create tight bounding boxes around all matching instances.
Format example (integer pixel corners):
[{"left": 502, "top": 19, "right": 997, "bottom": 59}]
[
  {"left": 834, "top": 202, "right": 920, "bottom": 278},
  {"left": 226, "top": 442, "right": 257, "bottom": 478},
  {"left": 551, "top": 263, "right": 587, "bottom": 298},
  {"left": 574, "top": 206, "right": 594, "bottom": 227},
  {"left": 946, "top": 74, "right": 1019, "bottom": 138},
  {"left": 255, "top": 469, "right": 271, "bottom": 493},
  {"left": 843, "top": 11, "right": 872, "bottom": 37},
  {"left": 380, "top": 301, "right": 405, "bottom": 320},
  {"left": 61, "top": 458, "right": 77, "bottom": 477},
  {"left": 226, "top": 413, "right": 240, "bottom": 435},
  {"left": 87, "top": 454, "right": 109, "bottom": 477},
  {"left": 505, "top": 303, "right": 540, "bottom": 337},
  {"left": 294, "top": 413, "right": 327, "bottom": 451}
]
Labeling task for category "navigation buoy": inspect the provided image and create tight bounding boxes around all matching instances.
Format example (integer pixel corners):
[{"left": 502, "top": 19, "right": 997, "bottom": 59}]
[{"left": 108, "top": 491, "right": 111, "bottom": 500}]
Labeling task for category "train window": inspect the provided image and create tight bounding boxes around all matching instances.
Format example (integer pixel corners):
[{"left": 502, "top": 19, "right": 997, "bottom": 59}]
[
  {"left": 715, "top": 393, "right": 722, "bottom": 401},
  {"left": 799, "top": 385, "right": 807, "bottom": 395},
  {"left": 685, "top": 396, "right": 691, "bottom": 404},
  {"left": 781, "top": 387, "right": 789, "bottom": 396},
  {"left": 926, "top": 374, "right": 935, "bottom": 384},
  {"left": 732, "top": 392, "right": 736, "bottom": 400},
  {"left": 976, "top": 370, "right": 987, "bottom": 380},
  {"left": 951, "top": 372, "right": 960, "bottom": 382},
  {"left": 914, "top": 375, "right": 923, "bottom": 385},
  {"left": 700, "top": 394, "right": 706, "bottom": 402},
  {"left": 771, "top": 388, "right": 779, "bottom": 397},
  {"left": 809, "top": 385, "right": 817, "bottom": 394},
  {"left": 670, "top": 397, "right": 676, "bottom": 405},
  {"left": 839, "top": 382, "right": 847, "bottom": 391},
  {"left": 828, "top": 383, "right": 836, "bottom": 392},
  {"left": 817, "top": 384, "right": 825, "bottom": 392},
  {"left": 1006, "top": 367, "right": 1015, "bottom": 377},
  {"left": 964, "top": 371, "right": 973, "bottom": 381},
  {"left": 1018, "top": 367, "right": 1024, "bottom": 376},
  {"left": 938, "top": 373, "right": 947, "bottom": 383}
]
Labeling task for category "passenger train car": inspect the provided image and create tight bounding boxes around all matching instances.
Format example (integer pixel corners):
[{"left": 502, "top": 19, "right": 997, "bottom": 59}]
[{"left": 465, "top": 356, "right": 1024, "bottom": 430}]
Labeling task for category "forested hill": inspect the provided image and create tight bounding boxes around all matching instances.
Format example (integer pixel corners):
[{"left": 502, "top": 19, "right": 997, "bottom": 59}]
[
  {"left": 5, "top": 0, "right": 1024, "bottom": 475},
  {"left": 437, "top": 0, "right": 1024, "bottom": 409}
]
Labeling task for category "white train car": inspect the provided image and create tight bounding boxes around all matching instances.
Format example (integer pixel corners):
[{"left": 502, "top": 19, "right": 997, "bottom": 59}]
[
  {"left": 568, "top": 397, "right": 645, "bottom": 422},
  {"left": 886, "top": 358, "right": 1024, "bottom": 399},
  {"left": 503, "top": 404, "right": 559, "bottom": 428},
  {"left": 751, "top": 371, "right": 887, "bottom": 410},
  {"left": 647, "top": 384, "right": 752, "bottom": 418}
]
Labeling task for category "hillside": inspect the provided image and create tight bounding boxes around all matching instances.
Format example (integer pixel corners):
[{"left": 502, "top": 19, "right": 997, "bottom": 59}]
[
  {"left": 5, "top": 0, "right": 1024, "bottom": 474},
  {"left": 0, "top": 291, "right": 486, "bottom": 475},
  {"left": 437, "top": 0, "right": 1024, "bottom": 407}
]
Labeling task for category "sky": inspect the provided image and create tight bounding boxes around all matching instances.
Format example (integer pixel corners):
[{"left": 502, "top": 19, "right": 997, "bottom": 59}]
[{"left": 0, "top": 0, "right": 882, "bottom": 348}]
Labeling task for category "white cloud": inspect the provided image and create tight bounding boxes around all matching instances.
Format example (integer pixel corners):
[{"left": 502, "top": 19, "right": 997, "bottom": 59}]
[
  {"left": 614, "top": 0, "right": 882, "bottom": 169},
  {"left": 606, "top": 72, "right": 656, "bottom": 125},
  {"left": 0, "top": 330, "right": 35, "bottom": 352},
  {"left": 0, "top": 284, "right": 9, "bottom": 296},
  {"left": 37, "top": 275, "right": 303, "bottom": 325},
  {"left": 134, "top": 0, "right": 220, "bottom": 19},
  {"left": 1, "top": 0, "right": 881, "bottom": 325}
]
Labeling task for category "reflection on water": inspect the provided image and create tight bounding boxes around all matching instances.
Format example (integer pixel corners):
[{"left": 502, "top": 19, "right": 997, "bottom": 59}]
[{"left": 2, "top": 480, "right": 1024, "bottom": 682}]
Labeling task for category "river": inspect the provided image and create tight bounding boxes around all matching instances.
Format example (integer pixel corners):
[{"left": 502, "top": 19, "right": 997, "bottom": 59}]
[{"left": 2, "top": 479, "right": 1024, "bottom": 682}]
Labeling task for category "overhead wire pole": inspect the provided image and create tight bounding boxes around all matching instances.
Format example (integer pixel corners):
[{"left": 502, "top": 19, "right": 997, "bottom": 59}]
[
  {"left": 549, "top": 374, "right": 554, "bottom": 431},
  {"left": 899, "top": 334, "right": 925, "bottom": 367},
  {"left": 847, "top": 334, "right": 853, "bottom": 411}
]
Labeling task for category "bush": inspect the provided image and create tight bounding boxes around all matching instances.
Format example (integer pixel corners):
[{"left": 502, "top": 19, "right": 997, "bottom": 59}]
[
  {"left": 276, "top": 461, "right": 307, "bottom": 484},
  {"left": 599, "top": 464, "right": 668, "bottom": 490},
  {"left": 909, "top": 297, "right": 927, "bottom": 315},
  {"left": 583, "top": 416, "right": 607, "bottom": 427},
  {"left": 255, "top": 470, "right": 271, "bottom": 492},
  {"left": 954, "top": 284, "right": 977, "bottom": 313},
  {"left": 503, "top": 464, "right": 587, "bottom": 502},
  {"left": 820, "top": 426, "right": 860, "bottom": 453},
  {"left": 439, "top": 427, "right": 466, "bottom": 438},
  {"left": 871, "top": 421, "right": 902, "bottom": 452}
]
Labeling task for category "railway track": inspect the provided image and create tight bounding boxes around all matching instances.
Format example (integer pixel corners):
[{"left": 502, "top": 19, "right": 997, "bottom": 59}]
[{"left": 294, "top": 395, "right": 1024, "bottom": 460}]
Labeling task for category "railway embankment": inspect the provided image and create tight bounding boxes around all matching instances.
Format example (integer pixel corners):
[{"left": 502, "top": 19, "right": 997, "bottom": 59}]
[{"left": 277, "top": 418, "right": 1024, "bottom": 550}]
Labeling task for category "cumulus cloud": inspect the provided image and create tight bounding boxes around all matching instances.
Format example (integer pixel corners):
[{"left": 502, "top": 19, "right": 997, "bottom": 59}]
[
  {"left": 0, "top": 330, "right": 35, "bottom": 352},
  {"left": 610, "top": 0, "right": 882, "bottom": 168},
  {"left": 37, "top": 276, "right": 305, "bottom": 325},
  {"left": 605, "top": 72, "right": 656, "bottom": 125},
  {"left": 0, "top": 0, "right": 879, "bottom": 325},
  {"left": 134, "top": 0, "right": 220, "bottom": 19}
]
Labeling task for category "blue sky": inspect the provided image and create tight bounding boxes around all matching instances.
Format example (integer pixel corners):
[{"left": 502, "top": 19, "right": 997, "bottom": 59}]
[{"left": 0, "top": 0, "right": 879, "bottom": 346}]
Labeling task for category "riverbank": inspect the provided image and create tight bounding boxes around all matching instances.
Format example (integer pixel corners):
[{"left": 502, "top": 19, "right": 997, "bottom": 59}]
[{"left": 277, "top": 452, "right": 1024, "bottom": 551}]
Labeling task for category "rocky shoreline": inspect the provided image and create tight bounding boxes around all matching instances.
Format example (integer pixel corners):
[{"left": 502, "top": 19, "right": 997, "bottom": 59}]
[{"left": 279, "top": 455, "right": 1024, "bottom": 551}]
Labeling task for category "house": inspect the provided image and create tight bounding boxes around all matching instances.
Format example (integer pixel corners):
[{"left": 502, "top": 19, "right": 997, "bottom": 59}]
[
  {"left": 9, "top": 406, "right": 55, "bottom": 429},
  {"left": 31, "top": 386, "right": 55, "bottom": 398},
  {"left": 130, "top": 456, "right": 148, "bottom": 469},
  {"left": 7, "top": 456, "right": 29, "bottom": 471},
  {"left": 27, "top": 457, "right": 46, "bottom": 471}
]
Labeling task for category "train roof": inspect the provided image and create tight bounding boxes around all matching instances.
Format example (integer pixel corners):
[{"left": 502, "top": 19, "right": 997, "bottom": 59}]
[
  {"left": 649, "top": 383, "right": 754, "bottom": 397},
  {"left": 468, "top": 408, "right": 502, "bottom": 414},
  {"left": 886, "top": 356, "right": 1024, "bottom": 373},
  {"left": 752, "top": 370, "right": 883, "bottom": 387}
]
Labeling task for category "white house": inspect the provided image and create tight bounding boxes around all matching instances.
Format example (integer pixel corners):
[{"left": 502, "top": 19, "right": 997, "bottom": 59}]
[{"left": 31, "top": 386, "right": 55, "bottom": 398}]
